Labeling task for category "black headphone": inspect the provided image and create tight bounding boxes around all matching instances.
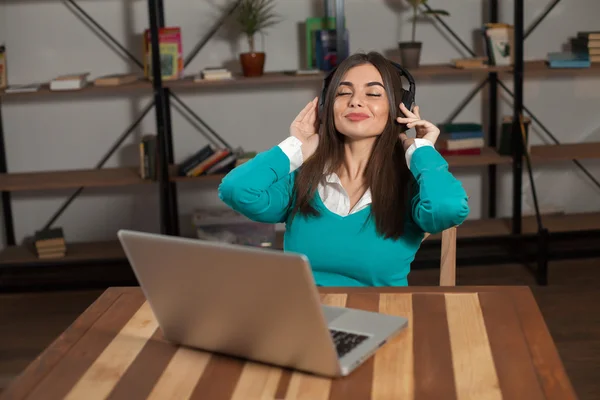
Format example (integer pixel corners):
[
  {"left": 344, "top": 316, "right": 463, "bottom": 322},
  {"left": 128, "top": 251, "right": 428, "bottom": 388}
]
[{"left": 317, "top": 60, "right": 416, "bottom": 129}]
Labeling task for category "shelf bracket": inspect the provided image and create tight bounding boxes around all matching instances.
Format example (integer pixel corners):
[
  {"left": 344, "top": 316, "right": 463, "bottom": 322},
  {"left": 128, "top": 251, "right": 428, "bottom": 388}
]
[
  {"left": 421, "top": 2, "right": 476, "bottom": 58},
  {"left": 524, "top": 0, "right": 562, "bottom": 40},
  {"left": 443, "top": 77, "right": 489, "bottom": 125},
  {"left": 169, "top": 91, "right": 234, "bottom": 151},
  {"left": 62, "top": 0, "right": 144, "bottom": 70},
  {"left": 41, "top": 101, "right": 155, "bottom": 231}
]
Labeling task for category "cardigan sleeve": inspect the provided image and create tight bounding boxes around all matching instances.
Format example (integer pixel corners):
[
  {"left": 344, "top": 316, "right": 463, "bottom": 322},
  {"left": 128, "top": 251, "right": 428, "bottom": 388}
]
[
  {"left": 408, "top": 145, "right": 470, "bottom": 234},
  {"left": 218, "top": 145, "right": 296, "bottom": 224}
]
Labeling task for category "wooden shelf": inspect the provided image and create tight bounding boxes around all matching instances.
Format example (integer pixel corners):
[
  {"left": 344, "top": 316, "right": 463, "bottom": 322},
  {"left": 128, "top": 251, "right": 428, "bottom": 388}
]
[
  {"left": 0, "top": 165, "right": 228, "bottom": 192},
  {"left": 0, "top": 167, "right": 149, "bottom": 192},
  {"left": 2, "top": 61, "right": 600, "bottom": 100},
  {"left": 428, "top": 211, "right": 600, "bottom": 240},
  {"left": 523, "top": 60, "right": 600, "bottom": 77},
  {"left": 0, "top": 240, "right": 125, "bottom": 265},
  {"left": 444, "top": 147, "right": 511, "bottom": 167},
  {"left": 530, "top": 142, "right": 600, "bottom": 163},
  {"left": 2, "top": 211, "right": 598, "bottom": 266}
]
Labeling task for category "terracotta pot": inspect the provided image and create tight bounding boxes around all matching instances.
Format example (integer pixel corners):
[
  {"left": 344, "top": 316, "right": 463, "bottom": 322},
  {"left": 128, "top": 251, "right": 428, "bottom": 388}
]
[
  {"left": 398, "top": 41, "right": 422, "bottom": 69},
  {"left": 240, "top": 52, "right": 266, "bottom": 77}
]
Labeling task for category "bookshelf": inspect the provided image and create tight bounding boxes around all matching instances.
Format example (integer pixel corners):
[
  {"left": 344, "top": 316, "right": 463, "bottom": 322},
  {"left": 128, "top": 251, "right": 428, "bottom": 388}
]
[{"left": 1, "top": 0, "right": 600, "bottom": 286}]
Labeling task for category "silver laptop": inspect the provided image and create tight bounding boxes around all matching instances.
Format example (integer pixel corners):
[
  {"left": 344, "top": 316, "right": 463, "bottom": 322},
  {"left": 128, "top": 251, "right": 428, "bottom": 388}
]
[{"left": 117, "top": 229, "right": 408, "bottom": 377}]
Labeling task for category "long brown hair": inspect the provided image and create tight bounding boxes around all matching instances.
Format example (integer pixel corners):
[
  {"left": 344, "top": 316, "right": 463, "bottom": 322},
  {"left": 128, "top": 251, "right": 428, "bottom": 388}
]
[{"left": 289, "top": 51, "right": 414, "bottom": 240}]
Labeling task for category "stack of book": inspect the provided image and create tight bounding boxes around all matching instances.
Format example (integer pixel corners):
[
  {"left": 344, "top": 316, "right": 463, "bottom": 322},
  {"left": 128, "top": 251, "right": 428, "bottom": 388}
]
[
  {"left": 33, "top": 227, "right": 66, "bottom": 259},
  {"left": 139, "top": 134, "right": 157, "bottom": 180},
  {"left": 571, "top": 31, "right": 600, "bottom": 64},
  {"left": 177, "top": 145, "right": 237, "bottom": 177},
  {"left": 435, "top": 123, "right": 485, "bottom": 156},
  {"left": 194, "top": 67, "right": 232, "bottom": 81}
]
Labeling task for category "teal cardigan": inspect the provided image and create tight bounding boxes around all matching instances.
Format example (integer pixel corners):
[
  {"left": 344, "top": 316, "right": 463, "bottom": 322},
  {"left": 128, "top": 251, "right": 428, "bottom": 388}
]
[{"left": 218, "top": 144, "right": 469, "bottom": 286}]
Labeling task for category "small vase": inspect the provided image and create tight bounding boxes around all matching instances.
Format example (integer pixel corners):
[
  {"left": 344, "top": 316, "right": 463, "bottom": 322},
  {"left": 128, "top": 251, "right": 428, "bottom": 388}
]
[
  {"left": 240, "top": 52, "right": 266, "bottom": 77},
  {"left": 398, "top": 42, "right": 422, "bottom": 69}
]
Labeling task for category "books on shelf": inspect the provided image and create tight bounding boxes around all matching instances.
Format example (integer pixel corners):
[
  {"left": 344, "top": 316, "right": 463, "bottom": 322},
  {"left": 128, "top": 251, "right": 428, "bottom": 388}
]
[
  {"left": 177, "top": 145, "right": 237, "bottom": 177},
  {"left": 94, "top": 73, "right": 139, "bottom": 86},
  {"left": 143, "top": 26, "right": 183, "bottom": 81},
  {"left": 49, "top": 72, "right": 89, "bottom": 91},
  {"left": 570, "top": 31, "right": 600, "bottom": 64},
  {"left": 451, "top": 57, "right": 488, "bottom": 69},
  {"left": 194, "top": 67, "right": 232, "bottom": 82},
  {"left": 33, "top": 227, "right": 66, "bottom": 259},
  {"left": 0, "top": 45, "right": 6, "bottom": 90},
  {"left": 436, "top": 123, "right": 485, "bottom": 156},
  {"left": 139, "top": 134, "right": 157, "bottom": 180},
  {"left": 4, "top": 83, "right": 41, "bottom": 93},
  {"left": 547, "top": 52, "right": 591, "bottom": 68}
]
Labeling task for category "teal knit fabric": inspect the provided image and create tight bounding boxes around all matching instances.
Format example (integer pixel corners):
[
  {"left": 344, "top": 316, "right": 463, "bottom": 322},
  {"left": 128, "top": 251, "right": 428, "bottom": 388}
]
[{"left": 218, "top": 145, "right": 469, "bottom": 286}]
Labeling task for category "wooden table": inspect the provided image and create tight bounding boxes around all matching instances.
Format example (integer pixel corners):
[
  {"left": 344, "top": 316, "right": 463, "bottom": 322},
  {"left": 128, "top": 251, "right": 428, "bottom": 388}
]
[{"left": 1, "top": 286, "right": 577, "bottom": 400}]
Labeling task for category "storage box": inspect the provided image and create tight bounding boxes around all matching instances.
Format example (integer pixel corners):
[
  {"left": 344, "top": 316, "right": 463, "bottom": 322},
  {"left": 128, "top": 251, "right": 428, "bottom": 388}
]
[{"left": 192, "top": 207, "right": 276, "bottom": 248}]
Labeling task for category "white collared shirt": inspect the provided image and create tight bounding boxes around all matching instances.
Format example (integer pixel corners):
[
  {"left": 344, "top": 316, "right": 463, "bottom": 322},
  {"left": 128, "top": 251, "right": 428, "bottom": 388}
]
[{"left": 278, "top": 136, "right": 434, "bottom": 217}]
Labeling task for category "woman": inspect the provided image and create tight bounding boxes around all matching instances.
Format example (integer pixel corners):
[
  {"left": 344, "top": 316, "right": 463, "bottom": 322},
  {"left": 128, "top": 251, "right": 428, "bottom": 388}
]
[{"left": 218, "top": 51, "right": 469, "bottom": 287}]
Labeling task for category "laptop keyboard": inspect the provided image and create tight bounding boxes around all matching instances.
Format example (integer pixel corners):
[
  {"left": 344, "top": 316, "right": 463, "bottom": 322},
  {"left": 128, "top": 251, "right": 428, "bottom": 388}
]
[{"left": 329, "top": 329, "right": 370, "bottom": 358}]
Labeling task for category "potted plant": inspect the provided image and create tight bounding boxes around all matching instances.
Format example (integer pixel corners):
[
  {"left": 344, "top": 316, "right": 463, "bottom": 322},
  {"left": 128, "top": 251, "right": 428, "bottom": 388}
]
[
  {"left": 235, "top": 0, "right": 281, "bottom": 77},
  {"left": 399, "top": 0, "right": 450, "bottom": 68}
]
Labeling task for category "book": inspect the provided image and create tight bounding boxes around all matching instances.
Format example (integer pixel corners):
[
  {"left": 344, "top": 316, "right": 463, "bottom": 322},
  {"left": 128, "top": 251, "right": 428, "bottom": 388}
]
[
  {"left": 0, "top": 45, "right": 6, "bottom": 90},
  {"left": 33, "top": 227, "right": 66, "bottom": 259},
  {"left": 314, "top": 28, "right": 349, "bottom": 72},
  {"left": 4, "top": 83, "right": 41, "bottom": 93},
  {"left": 143, "top": 27, "right": 183, "bottom": 80},
  {"left": 304, "top": 17, "right": 337, "bottom": 69},
  {"left": 94, "top": 73, "right": 139, "bottom": 86},
  {"left": 178, "top": 145, "right": 215, "bottom": 176},
  {"left": 49, "top": 73, "right": 89, "bottom": 91},
  {"left": 547, "top": 52, "right": 591, "bottom": 68},
  {"left": 139, "top": 134, "right": 158, "bottom": 180}
]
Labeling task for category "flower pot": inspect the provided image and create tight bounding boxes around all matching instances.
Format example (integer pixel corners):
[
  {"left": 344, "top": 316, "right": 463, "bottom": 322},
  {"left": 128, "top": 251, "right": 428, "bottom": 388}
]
[
  {"left": 240, "top": 52, "right": 266, "bottom": 77},
  {"left": 398, "top": 41, "right": 422, "bottom": 69}
]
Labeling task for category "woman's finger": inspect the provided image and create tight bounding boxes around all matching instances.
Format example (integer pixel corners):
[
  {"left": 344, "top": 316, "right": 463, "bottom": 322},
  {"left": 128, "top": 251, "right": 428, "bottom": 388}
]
[
  {"left": 413, "top": 105, "right": 421, "bottom": 120},
  {"left": 399, "top": 103, "right": 417, "bottom": 118},
  {"left": 295, "top": 97, "right": 318, "bottom": 123}
]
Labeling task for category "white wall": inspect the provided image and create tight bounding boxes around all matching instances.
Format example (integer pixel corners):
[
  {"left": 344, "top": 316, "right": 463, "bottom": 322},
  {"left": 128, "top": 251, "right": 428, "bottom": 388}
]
[{"left": 1, "top": 0, "right": 599, "bottom": 249}]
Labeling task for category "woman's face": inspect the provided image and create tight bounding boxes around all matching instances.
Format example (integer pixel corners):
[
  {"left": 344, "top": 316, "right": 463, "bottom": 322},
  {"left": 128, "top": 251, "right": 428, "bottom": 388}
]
[{"left": 333, "top": 63, "right": 390, "bottom": 140}]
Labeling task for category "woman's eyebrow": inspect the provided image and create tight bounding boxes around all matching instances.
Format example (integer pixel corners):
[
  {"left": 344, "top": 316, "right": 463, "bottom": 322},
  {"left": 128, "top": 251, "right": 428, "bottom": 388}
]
[{"left": 339, "top": 81, "right": 384, "bottom": 88}]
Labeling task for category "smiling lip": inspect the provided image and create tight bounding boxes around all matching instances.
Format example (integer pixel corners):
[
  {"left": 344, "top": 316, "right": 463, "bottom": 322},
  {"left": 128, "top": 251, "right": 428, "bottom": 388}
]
[{"left": 345, "top": 113, "right": 370, "bottom": 121}]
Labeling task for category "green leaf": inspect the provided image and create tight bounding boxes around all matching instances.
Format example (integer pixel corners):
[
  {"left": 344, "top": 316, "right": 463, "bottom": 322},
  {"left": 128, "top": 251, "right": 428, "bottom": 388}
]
[{"left": 422, "top": 9, "right": 450, "bottom": 16}]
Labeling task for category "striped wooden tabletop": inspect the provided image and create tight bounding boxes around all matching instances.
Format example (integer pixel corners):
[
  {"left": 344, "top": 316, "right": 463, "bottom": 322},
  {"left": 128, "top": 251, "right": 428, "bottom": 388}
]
[{"left": 2, "top": 286, "right": 577, "bottom": 400}]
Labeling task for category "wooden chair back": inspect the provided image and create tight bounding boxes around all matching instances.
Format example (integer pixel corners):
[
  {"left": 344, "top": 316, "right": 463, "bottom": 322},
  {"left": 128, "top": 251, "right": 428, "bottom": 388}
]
[{"left": 422, "top": 226, "right": 457, "bottom": 286}]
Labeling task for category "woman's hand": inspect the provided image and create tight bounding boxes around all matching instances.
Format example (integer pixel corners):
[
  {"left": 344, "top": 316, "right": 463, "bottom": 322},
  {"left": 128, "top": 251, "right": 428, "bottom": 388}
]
[
  {"left": 397, "top": 103, "right": 440, "bottom": 152},
  {"left": 290, "top": 97, "right": 320, "bottom": 160}
]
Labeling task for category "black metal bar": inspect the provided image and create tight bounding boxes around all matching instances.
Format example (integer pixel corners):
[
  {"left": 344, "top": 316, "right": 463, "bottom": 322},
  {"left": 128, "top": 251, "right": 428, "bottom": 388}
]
[
  {"left": 537, "top": 227, "right": 549, "bottom": 285},
  {"left": 169, "top": 92, "right": 234, "bottom": 150},
  {"left": 184, "top": 0, "right": 242, "bottom": 68},
  {"left": 63, "top": 0, "right": 144, "bottom": 70},
  {"left": 487, "top": 0, "right": 498, "bottom": 219},
  {"left": 512, "top": 0, "right": 524, "bottom": 235},
  {"left": 421, "top": 2, "right": 476, "bottom": 58},
  {"left": 444, "top": 78, "right": 488, "bottom": 124},
  {"left": 163, "top": 90, "right": 180, "bottom": 235},
  {"left": 42, "top": 101, "right": 155, "bottom": 230},
  {"left": 335, "top": 0, "right": 347, "bottom": 64},
  {"left": 148, "top": 0, "right": 172, "bottom": 235},
  {"left": 524, "top": 0, "right": 562, "bottom": 40},
  {"left": 0, "top": 100, "right": 15, "bottom": 246},
  {"left": 498, "top": 80, "right": 600, "bottom": 191}
]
